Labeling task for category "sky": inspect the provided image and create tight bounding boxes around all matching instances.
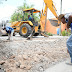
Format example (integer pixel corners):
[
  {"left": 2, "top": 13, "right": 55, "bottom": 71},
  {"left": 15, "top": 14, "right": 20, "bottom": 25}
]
[{"left": 0, "top": 0, "right": 72, "bottom": 21}]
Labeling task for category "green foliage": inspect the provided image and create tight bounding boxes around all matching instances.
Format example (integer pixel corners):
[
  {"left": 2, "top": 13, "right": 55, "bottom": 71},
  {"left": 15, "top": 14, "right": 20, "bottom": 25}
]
[
  {"left": 61, "top": 30, "right": 71, "bottom": 36},
  {"left": 47, "top": 33, "right": 53, "bottom": 36},
  {"left": 10, "top": 0, "right": 40, "bottom": 22},
  {"left": 10, "top": 11, "right": 23, "bottom": 22}
]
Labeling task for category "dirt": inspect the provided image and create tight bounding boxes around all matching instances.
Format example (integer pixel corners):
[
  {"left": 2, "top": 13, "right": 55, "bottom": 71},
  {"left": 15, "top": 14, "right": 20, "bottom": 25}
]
[{"left": 0, "top": 36, "right": 70, "bottom": 72}]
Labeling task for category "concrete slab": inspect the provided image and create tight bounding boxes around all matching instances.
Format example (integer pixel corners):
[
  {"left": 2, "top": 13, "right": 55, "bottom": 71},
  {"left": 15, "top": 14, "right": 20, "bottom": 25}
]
[{"left": 45, "top": 60, "right": 72, "bottom": 72}]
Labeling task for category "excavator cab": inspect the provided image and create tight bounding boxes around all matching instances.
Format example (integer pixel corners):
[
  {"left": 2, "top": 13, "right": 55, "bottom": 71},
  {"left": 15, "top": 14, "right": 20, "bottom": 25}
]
[{"left": 23, "top": 8, "right": 40, "bottom": 22}]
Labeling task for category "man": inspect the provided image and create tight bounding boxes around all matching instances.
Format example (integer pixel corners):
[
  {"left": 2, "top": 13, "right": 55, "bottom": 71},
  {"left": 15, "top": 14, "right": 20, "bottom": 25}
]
[
  {"left": 28, "top": 15, "right": 32, "bottom": 21},
  {"left": 58, "top": 13, "right": 72, "bottom": 65},
  {"left": 3, "top": 26, "right": 14, "bottom": 40}
]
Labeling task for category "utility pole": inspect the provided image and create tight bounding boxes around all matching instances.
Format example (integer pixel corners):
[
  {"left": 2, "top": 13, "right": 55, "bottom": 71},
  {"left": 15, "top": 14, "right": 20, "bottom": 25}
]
[{"left": 59, "top": 0, "right": 62, "bottom": 35}]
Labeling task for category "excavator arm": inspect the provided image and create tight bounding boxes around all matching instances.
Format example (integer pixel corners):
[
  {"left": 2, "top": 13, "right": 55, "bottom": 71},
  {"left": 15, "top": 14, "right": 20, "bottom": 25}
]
[
  {"left": 44, "top": 0, "right": 58, "bottom": 18},
  {"left": 40, "top": 0, "right": 59, "bottom": 32}
]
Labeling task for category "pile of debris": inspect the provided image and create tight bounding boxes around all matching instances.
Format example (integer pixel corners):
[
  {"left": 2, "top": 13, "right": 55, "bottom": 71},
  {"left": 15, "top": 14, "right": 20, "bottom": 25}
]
[{"left": 0, "top": 36, "right": 69, "bottom": 72}]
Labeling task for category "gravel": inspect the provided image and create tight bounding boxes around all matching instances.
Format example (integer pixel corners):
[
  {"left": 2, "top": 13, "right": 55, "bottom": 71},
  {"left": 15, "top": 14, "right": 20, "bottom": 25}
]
[{"left": 0, "top": 36, "right": 70, "bottom": 72}]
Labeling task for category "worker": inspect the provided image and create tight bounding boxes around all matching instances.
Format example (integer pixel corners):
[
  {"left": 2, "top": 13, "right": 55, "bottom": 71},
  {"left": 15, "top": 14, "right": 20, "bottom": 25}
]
[
  {"left": 28, "top": 15, "right": 32, "bottom": 21},
  {"left": 3, "top": 26, "right": 14, "bottom": 40},
  {"left": 58, "top": 13, "right": 72, "bottom": 65}
]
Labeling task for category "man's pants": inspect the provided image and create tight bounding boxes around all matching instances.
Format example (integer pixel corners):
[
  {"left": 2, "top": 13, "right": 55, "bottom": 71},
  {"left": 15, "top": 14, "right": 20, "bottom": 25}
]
[
  {"left": 8, "top": 30, "right": 14, "bottom": 40},
  {"left": 67, "top": 34, "right": 72, "bottom": 63}
]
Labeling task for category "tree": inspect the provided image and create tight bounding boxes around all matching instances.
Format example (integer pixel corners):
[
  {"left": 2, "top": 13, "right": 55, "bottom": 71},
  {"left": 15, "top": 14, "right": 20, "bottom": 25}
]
[{"left": 10, "top": 0, "right": 40, "bottom": 22}]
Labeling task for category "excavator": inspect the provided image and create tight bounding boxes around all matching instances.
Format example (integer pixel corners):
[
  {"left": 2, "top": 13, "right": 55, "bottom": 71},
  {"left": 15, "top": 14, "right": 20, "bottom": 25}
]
[{"left": 10, "top": 0, "right": 60, "bottom": 39}]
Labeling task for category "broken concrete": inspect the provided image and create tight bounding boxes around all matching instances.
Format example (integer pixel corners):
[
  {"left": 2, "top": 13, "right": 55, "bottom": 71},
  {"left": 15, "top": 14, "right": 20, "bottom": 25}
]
[{"left": 0, "top": 36, "right": 70, "bottom": 72}]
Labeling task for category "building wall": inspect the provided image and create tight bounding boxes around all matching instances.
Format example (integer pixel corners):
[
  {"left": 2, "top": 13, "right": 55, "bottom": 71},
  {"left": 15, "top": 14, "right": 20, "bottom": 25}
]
[{"left": 45, "top": 19, "right": 66, "bottom": 34}]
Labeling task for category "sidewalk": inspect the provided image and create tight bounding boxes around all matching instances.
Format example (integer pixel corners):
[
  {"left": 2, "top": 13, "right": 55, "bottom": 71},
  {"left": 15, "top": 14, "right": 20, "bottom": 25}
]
[{"left": 45, "top": 59, "right": 72, "bottom": 72}]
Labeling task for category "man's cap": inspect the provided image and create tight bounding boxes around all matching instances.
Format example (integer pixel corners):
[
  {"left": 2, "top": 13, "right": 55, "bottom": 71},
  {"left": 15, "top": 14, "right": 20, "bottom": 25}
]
[{"left": 58, "top": 14, "right": 65, "bottom": 21}]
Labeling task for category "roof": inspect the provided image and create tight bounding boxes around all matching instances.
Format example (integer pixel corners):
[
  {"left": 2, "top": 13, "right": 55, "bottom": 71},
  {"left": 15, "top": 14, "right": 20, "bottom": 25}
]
[{"left": 23, "top": 8, "right": 40, "bottom": 13}]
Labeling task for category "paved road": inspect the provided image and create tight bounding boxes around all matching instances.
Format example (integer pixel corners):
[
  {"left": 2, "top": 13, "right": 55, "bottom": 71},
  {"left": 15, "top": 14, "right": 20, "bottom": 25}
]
[{"left": 45, "top": 59, "right": 72, "bottom": 72}]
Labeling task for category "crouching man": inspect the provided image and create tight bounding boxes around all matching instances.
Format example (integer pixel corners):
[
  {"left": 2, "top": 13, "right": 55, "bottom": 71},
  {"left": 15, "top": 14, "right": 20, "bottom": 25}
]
[{"left": 3, "top": 26, "right": 14, "bottom": 40}]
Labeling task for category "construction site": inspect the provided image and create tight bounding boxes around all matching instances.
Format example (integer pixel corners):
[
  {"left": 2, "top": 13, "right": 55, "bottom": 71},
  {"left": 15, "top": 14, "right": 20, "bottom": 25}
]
[{"left": 0, "top": 0, "right": 72, "bottom": 72}]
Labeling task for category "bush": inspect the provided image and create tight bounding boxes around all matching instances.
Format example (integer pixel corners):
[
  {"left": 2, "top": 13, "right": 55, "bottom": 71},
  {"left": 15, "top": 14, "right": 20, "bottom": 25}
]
[
  {"left": 47, "top": 33, "right": 53, "bottom": 36},
  {"left": 61, "top": 30, "right": 71, "bottom": 36}
]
